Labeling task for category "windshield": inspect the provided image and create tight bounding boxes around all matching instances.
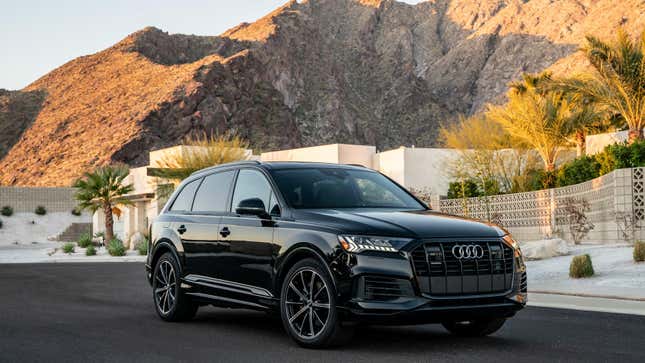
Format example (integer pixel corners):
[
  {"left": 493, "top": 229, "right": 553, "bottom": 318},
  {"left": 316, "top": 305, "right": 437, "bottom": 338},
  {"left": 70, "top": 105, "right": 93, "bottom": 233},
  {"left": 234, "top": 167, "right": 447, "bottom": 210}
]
[{"left": 270, "top": 168, "right": 425, "bottom": 210}]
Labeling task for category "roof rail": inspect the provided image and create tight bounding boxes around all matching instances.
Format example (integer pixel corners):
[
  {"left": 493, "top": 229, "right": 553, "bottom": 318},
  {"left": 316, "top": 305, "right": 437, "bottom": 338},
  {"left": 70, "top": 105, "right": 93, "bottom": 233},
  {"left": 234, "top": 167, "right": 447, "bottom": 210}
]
[
  {"left": 190, "top": 160, "right": 261, "bottom": 176},
  {"left": 344, "top": 163, "right": 366, "bottom": 168}
]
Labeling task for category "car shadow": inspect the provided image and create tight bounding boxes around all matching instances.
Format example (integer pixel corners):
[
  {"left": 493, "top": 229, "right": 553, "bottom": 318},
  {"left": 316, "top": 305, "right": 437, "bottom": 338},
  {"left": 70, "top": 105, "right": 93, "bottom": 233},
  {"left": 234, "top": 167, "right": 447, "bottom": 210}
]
[{"left": 190, "top": 307, "right": 529, "bottom": 353}]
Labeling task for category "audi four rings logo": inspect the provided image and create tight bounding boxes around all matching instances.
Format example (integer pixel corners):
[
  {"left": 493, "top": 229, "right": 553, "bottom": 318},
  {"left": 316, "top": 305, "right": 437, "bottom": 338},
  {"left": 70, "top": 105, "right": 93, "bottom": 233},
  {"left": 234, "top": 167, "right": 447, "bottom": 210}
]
[{"left": 452, "top": 244, "right": 484, "bottom": 259}]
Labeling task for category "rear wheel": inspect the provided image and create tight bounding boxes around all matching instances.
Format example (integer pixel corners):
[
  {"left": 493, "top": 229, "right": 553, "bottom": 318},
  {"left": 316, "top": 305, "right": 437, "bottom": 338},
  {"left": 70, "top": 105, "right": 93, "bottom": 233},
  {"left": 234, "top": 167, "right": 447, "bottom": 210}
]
[
  {"left": 442, "top": 318, "right": 506, "bottom": 337},
  {"left": 280, "top": 258, "right": 353, "bottom": 348},
  {"left": 152, "top": 252, "right": 198, "bottom": 321}
]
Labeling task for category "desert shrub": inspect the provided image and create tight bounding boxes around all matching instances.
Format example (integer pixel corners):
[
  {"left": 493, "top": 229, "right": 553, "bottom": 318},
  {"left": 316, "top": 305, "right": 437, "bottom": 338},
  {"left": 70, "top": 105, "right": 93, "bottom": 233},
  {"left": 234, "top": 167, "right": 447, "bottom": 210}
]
[
  {"left": 556, "top": 156, "right": 600, "bottom": 187},
  {"left": 569, "top": 254, "right": 595, "bottom": 278},
  {"left": 561, "top": 198, "right": 594, "bottom": 244},
  {"left": 77, "top": 233, "right": 93, "bottom": 248},
  {"left": 35, "top": 206, "right": 47, "bottom": 215},
  {"left": 85, "top": 245, "right": 97, "bottom": 256},
  {"left": 62, "top": 243, "right": 75, "bottom": 254},
  {"left": 71, "top": 207, "right": 82, "bottom": 216},
  {"left": 107, "top": 238, "right": 126, "bottom": 257},
  {"left": 524, "top": 169, "right": 557, "bottom": 191},
  {"left": 135, "top": 238, "right": 149, "bottom": 256},
  {"left": 1, "top": 206, "right": 13, "bottom": 217},
  {"left": 634, "top": 241, "right": 645, "bottom": 262}
]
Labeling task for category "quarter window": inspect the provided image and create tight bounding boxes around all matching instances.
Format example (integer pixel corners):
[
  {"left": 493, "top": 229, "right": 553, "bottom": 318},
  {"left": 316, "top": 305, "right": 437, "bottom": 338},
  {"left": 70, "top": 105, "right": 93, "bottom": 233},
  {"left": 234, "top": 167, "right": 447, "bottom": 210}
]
[
  {"left": 169, "top": 178, "right": 201, "bottom": 212},
  {"left": 192, "top": 171, "right": 236, "bottom": 213}
]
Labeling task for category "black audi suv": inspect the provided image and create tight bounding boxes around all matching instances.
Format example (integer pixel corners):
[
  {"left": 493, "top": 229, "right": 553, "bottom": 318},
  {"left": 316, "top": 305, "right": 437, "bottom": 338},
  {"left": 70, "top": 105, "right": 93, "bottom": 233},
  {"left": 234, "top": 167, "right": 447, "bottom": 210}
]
[{"left": 146, "top": 161, "right": 526, "bottom": 348}]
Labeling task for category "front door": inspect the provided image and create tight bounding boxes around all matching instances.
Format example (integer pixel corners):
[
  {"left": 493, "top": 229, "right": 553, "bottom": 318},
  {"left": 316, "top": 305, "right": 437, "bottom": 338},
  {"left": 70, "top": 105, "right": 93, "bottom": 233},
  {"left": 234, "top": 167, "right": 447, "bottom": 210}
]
[{"left": 218, "top": 169, "right": 281, "bottom": 296}]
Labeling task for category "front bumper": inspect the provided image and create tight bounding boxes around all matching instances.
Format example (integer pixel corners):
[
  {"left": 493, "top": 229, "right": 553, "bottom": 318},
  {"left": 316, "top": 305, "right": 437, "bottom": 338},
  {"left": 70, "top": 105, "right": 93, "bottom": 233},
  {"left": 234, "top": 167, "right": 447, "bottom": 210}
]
[{"left": 332, "top": 244, "right": 527, "bottom": 324}]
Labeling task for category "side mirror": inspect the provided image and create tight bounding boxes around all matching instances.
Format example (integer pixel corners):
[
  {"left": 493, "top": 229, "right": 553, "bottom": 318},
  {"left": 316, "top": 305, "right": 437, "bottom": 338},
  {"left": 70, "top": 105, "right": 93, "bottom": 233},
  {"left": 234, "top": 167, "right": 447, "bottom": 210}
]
[{"left": 236, "top": 198, "right": 270, "bottom": 219}]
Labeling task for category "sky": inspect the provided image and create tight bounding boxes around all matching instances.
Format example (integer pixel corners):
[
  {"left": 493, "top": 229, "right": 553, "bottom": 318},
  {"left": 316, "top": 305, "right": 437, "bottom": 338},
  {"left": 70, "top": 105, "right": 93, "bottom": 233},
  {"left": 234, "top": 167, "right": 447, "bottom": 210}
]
[{"left": 0, "top": 0, "right": 424, "bottom": 90}]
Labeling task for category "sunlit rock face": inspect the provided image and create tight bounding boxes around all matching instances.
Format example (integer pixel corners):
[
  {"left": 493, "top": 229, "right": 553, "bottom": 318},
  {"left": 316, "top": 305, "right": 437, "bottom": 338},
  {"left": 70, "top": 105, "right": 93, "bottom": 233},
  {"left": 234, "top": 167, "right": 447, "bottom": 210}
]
[{"left": 2, "top": 0, "right": 644, "bottom": 186}]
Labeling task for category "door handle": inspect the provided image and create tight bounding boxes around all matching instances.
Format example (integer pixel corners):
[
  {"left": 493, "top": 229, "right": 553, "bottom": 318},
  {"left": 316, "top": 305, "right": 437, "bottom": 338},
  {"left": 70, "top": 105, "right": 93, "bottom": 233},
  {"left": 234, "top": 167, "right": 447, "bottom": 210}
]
[
  {"left": 219, "top": 226, "right": 231, "bottom": 238},
  {"left": 177, "top": 225, "right": 187, "bottom": 235}
]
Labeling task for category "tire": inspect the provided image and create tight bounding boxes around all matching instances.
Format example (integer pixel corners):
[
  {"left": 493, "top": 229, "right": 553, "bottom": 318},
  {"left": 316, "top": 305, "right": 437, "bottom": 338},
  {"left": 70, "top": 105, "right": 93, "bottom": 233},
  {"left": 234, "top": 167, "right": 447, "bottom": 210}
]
[
  {"left": 280, "top": 258, "right": 354, "bottom": 348},
  {"left": 442, "top": 318, "right": 507, "bottom": 337},
  {"left": 152, "top": 252, "right": 198, "bottom": 322}
]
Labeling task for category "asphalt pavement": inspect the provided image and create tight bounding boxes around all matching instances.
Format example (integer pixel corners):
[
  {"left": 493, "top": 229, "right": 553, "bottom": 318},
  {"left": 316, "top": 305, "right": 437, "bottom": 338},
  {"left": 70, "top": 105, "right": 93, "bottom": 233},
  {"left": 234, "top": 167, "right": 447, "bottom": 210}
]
[{"left": 0, "top": 263, "right": 643, "bottom": 362}]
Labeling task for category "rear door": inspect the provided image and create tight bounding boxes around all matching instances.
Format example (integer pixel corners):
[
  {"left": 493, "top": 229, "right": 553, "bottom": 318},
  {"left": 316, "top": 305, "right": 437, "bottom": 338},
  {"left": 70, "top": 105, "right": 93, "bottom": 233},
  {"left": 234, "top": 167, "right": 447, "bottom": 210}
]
[{"left": 181, "top": 170, "right": 236, "bottom": 277}]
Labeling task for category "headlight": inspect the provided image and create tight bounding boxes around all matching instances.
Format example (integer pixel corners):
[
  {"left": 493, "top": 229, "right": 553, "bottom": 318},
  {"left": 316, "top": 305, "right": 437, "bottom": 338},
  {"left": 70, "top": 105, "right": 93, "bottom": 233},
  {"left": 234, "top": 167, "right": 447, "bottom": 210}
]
[{"left": 338, "top": 235, "right": 412, "bottom": 253}]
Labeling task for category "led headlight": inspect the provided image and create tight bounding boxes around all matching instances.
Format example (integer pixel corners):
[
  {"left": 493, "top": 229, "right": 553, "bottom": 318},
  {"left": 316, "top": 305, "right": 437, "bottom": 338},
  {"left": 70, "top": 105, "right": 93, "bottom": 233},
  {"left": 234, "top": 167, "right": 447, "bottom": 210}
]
[{"left": 338, "top": 235, "right": 412, "bottom": 253}]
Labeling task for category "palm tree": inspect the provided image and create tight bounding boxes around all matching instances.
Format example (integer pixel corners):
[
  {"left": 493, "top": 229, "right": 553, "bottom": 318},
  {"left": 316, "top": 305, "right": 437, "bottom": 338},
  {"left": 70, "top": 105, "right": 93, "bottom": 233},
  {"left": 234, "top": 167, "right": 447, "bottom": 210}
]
[
  {"left": 74, "top": 165, "right": 134, "bottom": 244},
  {"left": 487, "top": 86, "right": 574, "bottom": 174},
  {"left": 558, "top": 29, "right": 645, "bottom": 143},
  {"left": 565, "top": 97, "right": 607, "bottom": 156}
]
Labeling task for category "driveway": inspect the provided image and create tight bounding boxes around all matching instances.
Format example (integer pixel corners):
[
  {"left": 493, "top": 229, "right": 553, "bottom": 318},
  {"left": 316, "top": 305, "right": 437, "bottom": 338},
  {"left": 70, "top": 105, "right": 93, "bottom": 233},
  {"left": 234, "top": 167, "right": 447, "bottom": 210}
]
[{"left": 0, "top": 263, "right": 643, "bottom": 362}]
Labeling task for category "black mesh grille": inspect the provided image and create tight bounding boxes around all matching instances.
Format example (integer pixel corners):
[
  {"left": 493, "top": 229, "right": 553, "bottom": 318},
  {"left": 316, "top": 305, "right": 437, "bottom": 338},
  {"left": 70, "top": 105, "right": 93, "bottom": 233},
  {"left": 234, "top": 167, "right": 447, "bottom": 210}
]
[
  {"left": 358, "top": 276, "right": 413, "bottom": 301},
  {"left": 520, "top": 272, "right": 528, "bottom": 293},
  {"left": 411, "top": 241, "right": 515, "bottom": 296}
]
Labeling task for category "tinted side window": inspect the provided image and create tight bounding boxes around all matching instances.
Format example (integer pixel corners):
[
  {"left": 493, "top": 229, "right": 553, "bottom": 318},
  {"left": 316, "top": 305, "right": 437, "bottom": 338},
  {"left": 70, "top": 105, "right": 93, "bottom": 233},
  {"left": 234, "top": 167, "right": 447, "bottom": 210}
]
[
  {"left": 169, "top": 178, "right": 201, "bottom": 212},
  {"left": 231, "top": 169, "right": 273, "bottom": 213},
  {"left": 192, "top": 171, "right": 236, "bottom": 213}
]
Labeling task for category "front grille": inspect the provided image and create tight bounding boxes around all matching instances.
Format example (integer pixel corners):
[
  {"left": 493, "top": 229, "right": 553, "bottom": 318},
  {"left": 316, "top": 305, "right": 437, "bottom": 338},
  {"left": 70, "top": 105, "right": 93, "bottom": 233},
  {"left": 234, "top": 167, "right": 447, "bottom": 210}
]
[
  {"left": 411, "top": 241, "right": 514, "bottom": 296},
  {"left": 357, "top": 276, "right": 413, "bottom": 301}
]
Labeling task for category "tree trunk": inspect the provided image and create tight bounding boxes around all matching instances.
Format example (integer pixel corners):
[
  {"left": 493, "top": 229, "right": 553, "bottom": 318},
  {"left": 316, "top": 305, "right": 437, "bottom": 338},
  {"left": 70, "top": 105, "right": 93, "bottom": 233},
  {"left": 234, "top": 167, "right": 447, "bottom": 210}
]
[
  {"left": 575, "top": 130, "right": 586, "bottom": 157},
  {"left": 104, "top": 203, "right": 114, "bottom": 246},
  {"left": 628, "top": 127, "right": 643, "bottom": 144},
  {"left": 545, "top": 161, "right": 555, "bottom": 172}
]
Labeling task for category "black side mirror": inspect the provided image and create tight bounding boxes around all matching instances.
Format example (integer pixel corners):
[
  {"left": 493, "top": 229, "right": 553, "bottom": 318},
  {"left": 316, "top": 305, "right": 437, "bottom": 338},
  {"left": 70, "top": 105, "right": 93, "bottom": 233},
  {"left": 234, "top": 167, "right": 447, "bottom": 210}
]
[{"left": 236, "top": 198, "right": 270, "bottom": 219}]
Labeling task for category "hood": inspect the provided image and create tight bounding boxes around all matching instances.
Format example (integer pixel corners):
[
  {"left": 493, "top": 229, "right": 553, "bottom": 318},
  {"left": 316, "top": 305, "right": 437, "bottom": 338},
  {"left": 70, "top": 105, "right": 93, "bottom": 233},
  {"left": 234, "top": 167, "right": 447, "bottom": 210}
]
[{"left": 291, "top": 209, "right": 505, "bottom": 239}]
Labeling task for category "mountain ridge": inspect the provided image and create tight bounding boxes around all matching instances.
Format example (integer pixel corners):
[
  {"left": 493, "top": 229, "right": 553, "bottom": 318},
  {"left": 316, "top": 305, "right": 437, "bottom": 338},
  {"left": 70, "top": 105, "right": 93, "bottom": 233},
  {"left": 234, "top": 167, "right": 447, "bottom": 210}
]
[{"left": 2, "top": 0, "right": 645, "bottom": 186}]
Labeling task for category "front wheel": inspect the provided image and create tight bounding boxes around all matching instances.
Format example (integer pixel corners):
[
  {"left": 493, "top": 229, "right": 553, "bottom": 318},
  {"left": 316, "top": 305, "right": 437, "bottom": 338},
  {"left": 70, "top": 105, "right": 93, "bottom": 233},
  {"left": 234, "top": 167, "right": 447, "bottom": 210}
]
[
  {"left": 280, "top": 258, "right": 353, "bottom": 348},
  {"left": 152, "top": 252, "right": 198, "bottom": 321},
  {"left": 442, "top": 318, "right": 507, "bottom": 337}
]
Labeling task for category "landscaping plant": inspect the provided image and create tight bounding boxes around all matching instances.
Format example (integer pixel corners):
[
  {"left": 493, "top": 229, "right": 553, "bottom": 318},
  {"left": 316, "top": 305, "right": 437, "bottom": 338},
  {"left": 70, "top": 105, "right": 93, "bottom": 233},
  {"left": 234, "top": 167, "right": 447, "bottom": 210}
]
[
  {"left": 77, "top": 233, "right": 93, "bottom": 248},
  {"left": 107, "top": 238, "right": 126, "bottom": 257},
  {"left": 561, "top": 197, "right": 594, "bottom": 244},
  {"left": 0, "top": 219, "right": 3, "bottom": 229},
  {"left": 71, "top": 207, "right": 82, "bottom": 216},
  {"left": 73, "top": 165, "right": 134, "bottom": 244},
  {"left": 85, "top": 245, "right": 97, "bottom": 256},
  {"left": 1, "top": 206, "right": 13, "bottom": 217},
  {"left": 35, "top": 206, "right": 47, "bottom": 215},
  {"left": 634, "top": 241, "right": 645, "bottom": 263},
  {"left": 62, "top": 243, "right": 75, "bottom": 254},
  {"left": 135, "top": 238, "right": 149, "bottom": 256},
  {"left": 569, "top": 254, "right": 595, "bottom": 278}
]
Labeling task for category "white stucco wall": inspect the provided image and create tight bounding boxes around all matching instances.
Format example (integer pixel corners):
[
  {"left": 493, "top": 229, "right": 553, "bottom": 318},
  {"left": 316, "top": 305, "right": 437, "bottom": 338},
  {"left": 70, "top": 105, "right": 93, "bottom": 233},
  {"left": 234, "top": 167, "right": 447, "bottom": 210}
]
[
  {"left": 586, "top": 130, "right": 645, "bottom": 155},
  {"left": 0, "top": 212, "right": 91, "bottom": 246},
  {"left": 262, "top": 144, "right": 374, "bottom": 165}
]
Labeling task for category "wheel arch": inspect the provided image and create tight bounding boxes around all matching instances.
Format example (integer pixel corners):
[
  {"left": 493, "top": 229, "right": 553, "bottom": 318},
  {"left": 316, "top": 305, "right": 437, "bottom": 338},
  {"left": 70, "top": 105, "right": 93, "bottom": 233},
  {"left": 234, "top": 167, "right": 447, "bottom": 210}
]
[
  {"left": 274, "top": 243, "right": 336, "bottom": 296},
  {"left": 150, "top": 240, "right": 182, "bottom": 274}
]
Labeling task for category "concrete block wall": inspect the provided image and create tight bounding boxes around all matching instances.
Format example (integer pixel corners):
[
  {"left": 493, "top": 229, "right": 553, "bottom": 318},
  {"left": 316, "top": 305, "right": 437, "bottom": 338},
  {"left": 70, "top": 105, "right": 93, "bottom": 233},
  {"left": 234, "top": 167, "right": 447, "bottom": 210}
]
[{"left": 0, "top": 187, "right": 79, "bottom": 213}]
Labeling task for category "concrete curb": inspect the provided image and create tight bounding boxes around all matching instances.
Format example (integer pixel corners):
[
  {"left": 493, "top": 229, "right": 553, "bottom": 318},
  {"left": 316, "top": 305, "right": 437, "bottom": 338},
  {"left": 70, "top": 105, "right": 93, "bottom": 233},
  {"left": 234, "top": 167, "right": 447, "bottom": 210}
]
[{"left": 528, "top": 292, "right": 645, "bottom": 316}]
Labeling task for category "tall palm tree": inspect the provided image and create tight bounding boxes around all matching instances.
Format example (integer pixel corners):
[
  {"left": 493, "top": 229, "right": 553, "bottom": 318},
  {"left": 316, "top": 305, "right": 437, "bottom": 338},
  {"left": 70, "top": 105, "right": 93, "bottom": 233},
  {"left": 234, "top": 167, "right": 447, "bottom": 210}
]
[
  {"left": 487, "top": 86, "right": 574, "bottom": 174},
  {"left": 565, "top": 97, "right": 607, "bottom": 156},
  {"left": 74, "top": 165, "right": 134, "bottom": 244},
  {"left": 558, "top": 29, "right": 645, "bottom": 143}
]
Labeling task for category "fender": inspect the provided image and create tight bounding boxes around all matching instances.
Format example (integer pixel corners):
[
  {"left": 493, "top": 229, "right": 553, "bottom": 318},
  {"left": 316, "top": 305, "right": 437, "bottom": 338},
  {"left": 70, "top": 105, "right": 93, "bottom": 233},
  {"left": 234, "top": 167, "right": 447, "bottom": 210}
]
[{"left": 274, "top": 243, "right": 339, "bottom": 296}]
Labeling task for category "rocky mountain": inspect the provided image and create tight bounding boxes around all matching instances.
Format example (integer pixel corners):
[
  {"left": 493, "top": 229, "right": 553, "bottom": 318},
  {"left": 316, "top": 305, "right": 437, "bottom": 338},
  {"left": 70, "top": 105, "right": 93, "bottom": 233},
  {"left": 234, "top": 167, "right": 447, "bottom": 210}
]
[{"left": 1, "top": 0, "right": 645, "bottom": 186}]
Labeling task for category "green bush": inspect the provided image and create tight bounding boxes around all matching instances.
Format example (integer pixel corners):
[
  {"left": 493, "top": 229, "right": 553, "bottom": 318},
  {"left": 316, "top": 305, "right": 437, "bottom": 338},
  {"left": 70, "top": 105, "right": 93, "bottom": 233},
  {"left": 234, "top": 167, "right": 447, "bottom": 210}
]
[
  {"left": 135, "top": 238, "right": 149, "bottom": 256},
  {"left": 77, "top": 233, "right": 93, "bottom": 248},
  {"left": 1, "top": 206, "right": 13, "bottom": 217},
  {"left": 569, "top": 254, "right": 595, "bottom": 278},
  {"left": 556, "top": 156, "right": 601, "bottom": 187},
  {"left": 634, "top": 241, "right": 645, "bottom": 263},
  {"left": 62, "top": 243, "right": 75, "bottom": 254},
  {"left": 35, "top": 206, "right": 47, "bottom": 215},
  {"left": 71, "top": 207, "right": 82, "bottom": 216},
  {"left": 85, "top": 245, "right": 97, "bottom": 256},
  {"left": 107, "top": 238, "right": 126, "bottom": 257},
  {"left": 447, "top": 179, "right": 481, "bottom": 198},
  {"left": 596, "top": 140, "right": 645, "bottom": 175}
]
